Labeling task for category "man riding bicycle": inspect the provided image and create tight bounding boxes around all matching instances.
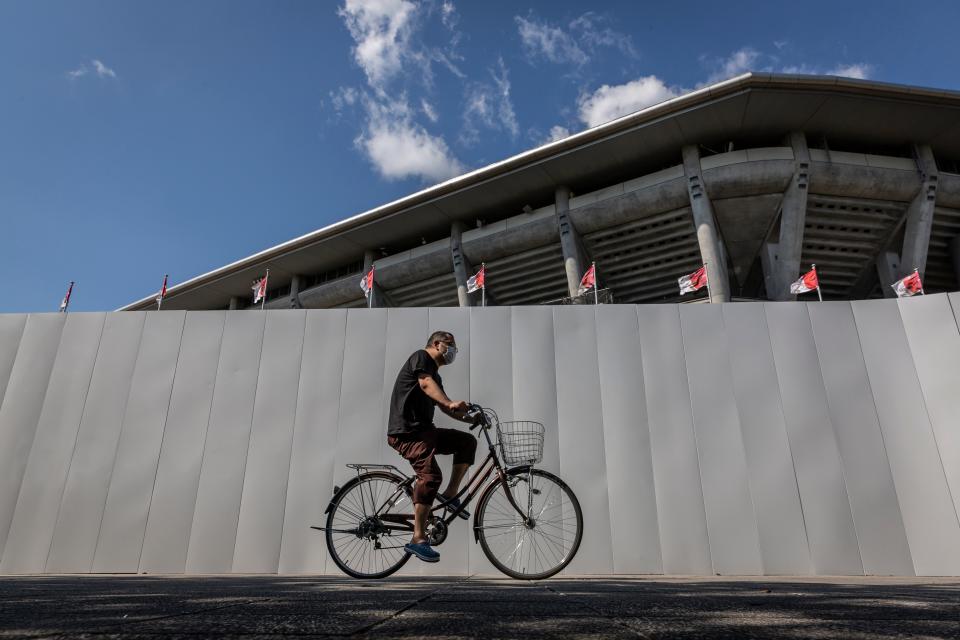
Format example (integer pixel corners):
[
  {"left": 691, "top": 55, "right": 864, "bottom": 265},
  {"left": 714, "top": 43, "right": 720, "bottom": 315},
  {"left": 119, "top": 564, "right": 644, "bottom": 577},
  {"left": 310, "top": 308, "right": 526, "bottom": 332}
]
[{"left": 387, "top": 331, "right": 477, "bottom": 563}]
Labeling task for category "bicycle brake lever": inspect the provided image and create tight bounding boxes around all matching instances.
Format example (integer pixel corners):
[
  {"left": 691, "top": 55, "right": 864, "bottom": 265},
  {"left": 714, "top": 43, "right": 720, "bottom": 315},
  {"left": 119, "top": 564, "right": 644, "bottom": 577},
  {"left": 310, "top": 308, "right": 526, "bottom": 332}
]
[{"left": 467, "top": 406, "right": 483, "bottom": 431}]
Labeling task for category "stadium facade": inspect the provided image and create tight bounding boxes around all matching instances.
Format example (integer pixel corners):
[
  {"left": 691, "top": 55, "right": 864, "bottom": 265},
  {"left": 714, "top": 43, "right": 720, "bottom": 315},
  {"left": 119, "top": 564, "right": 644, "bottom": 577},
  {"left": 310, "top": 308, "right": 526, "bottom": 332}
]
[
  {"left": 119, "top": 73, "right": 960, "bottom": 312},
  {"left": 1, "top": 73, "right": 959, "bottom": 576}
]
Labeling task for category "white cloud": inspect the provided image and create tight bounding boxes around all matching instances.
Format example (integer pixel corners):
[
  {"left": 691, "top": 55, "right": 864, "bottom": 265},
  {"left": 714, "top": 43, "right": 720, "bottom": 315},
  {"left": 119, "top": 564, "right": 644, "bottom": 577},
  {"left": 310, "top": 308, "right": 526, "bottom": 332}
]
[
  {"left": 357, "top": 98, "right": 465, "bottom": 182},
  {"left": 515, "top": 15, "right": 588, "bottom": 66},
  {"left": 773, "top": 39, "right": 789, "bottom": 50},
  {"left": 569, "top": 12, "right": 637, "bottom": 59},
  {"left": 515, "top": 11, "right": 637, "bottom": 68},
  {"left": 440, "top": 0, "right": 457, "bottom": 30},
  {"left": 544, "top": 125, "right": 571, "bottom": 143},
  {"left": 66, "top": 59, "right": 117, "bottom": 80},
  {"left": 780, "top": 64, "right": 817, "bottom": 75},
  {"left": 420, "top": 98, "right": 439, "bottom": 122},
  {"left": 92, "top": 59, "right": 116, "bottom": 78},
  {"left": 461, "top": 89, "right": 491, "bottom": 144},
  {"left": 490, "top": 58, "right": 518, "bottom": 137},
  {"left": 703, "top": 47, "right": 761, "bottom": 84},
  {"left": 781, "top": 61, "right": 873, "bottom": 79},
  {"left": 567, "top": 44, "right": 874, "bottom": 133},
  {"left": 338, "top": 0, "right": 417, "bottom": 90},
  {"left": 826, "top": 63, "right": 873, "bottom": 79},
  {"left": 461, "top": 58, "right": 519, "bottom": 145},
  {"left": 330, "top": 86, "right": 360, "bottom": 114},
  {"left": 336, "top": 1, "right": 466, "bottom": 183},
  {"left": 577, "top": 76, "right": 681, "bottom": 128}
]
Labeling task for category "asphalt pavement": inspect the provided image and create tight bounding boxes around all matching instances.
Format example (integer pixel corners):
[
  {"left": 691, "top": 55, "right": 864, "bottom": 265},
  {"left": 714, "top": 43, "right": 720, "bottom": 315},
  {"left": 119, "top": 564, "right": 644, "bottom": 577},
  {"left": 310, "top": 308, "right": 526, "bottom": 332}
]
[{"left": 0, "top": 574, "right": 957, "bottom": 639}]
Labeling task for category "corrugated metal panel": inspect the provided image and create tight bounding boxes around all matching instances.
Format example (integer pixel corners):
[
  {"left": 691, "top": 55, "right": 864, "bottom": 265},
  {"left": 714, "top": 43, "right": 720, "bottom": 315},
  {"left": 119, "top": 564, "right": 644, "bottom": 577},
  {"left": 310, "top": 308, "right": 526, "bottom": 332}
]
[
  {"left": 852, "top": 299, "right": 960, "bottom": 575},
  {"left": 0, "top": 299, "right": 958, "bottom": 576}
]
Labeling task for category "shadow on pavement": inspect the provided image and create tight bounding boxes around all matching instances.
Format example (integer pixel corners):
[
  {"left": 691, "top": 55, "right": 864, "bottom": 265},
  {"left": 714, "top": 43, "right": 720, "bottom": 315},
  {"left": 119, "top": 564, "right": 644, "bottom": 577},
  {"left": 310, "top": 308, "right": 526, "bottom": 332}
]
[{"left": 0, "top": 575, "right": 957, "bottom": 638}]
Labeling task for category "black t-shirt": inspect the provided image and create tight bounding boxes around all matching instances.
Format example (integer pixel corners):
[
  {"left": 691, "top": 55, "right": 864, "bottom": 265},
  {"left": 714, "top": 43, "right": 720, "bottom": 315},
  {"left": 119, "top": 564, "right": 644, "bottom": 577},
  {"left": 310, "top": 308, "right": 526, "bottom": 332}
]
[{"left": 388, "top": 350, "right": 443, "bottom": 436}]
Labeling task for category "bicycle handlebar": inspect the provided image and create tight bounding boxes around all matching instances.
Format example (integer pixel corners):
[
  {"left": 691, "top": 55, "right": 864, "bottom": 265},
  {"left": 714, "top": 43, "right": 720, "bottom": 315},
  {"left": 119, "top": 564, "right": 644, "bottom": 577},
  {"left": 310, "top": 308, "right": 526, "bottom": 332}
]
[{"left": 466, "top": 403, "right": 488, "bottom": 431}]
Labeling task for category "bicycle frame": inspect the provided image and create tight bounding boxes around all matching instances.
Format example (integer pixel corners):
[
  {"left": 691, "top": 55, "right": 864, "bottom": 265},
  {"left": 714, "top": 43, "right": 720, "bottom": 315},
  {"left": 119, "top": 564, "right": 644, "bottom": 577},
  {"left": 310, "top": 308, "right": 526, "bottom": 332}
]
[{"left": 345, "top": 409, "right": 533, "bottom": 538}]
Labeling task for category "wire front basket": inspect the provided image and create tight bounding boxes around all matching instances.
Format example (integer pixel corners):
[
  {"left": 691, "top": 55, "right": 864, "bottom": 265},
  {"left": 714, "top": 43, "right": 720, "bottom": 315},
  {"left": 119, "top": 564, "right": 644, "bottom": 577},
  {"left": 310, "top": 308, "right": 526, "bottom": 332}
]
[{"left": 497, "top": 420, "right": 545, "bottom": 466}]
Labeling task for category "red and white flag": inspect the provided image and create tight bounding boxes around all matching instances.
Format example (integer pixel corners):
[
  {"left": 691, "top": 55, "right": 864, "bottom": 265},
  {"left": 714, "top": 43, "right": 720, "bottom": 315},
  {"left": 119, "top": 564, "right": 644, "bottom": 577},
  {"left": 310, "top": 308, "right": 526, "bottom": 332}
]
[
  {"left": 155, "top": 274, "right": 168, "bottom": 308},
  {"left": 252, "top": 274, "right": 268, "bottom": 304},
  {"left": 891, "top": 271, "right": 924, "bottom": 298},
  {"left": 678, "top": 265, "right": 707, "bottom": 295},
  {"left": 360, "top": 266, "right": 374, "bottom": 296},
  {"left": 790, "top": 267, "right": 819, "bottom": 294},
  {"left": 577, "top": 263, "right": 596, "bottom": 296},
  {"left": 59, "top": 281, "right": 74, "bottom": 312},
  {"left": 466, "top": 265, "right": 485, "bottom": 293}
]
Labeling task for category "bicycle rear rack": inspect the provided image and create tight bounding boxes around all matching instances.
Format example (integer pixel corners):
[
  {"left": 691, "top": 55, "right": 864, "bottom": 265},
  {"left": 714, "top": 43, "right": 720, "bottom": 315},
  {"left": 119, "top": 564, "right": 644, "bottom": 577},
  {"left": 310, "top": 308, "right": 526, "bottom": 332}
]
[{"left": 345, "top": 463, "right": 411, "bottom": 480}]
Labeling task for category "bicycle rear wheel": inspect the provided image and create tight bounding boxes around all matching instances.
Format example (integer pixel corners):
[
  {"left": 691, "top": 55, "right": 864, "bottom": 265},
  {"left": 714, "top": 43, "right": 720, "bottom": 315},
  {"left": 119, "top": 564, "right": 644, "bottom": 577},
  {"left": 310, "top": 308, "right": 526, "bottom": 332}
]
[
  {"left": 325, "top": 471, "right": 413, "bottom": 579},
  {"left": 475, "top": 467, "right": 583, "bottom": 580}
]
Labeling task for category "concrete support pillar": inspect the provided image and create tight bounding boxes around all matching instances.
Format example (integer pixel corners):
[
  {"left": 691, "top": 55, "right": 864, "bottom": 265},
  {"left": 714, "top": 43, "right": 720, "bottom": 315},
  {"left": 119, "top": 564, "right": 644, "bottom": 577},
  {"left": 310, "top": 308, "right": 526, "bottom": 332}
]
[
  {"left": 450, "top": 222, "right": 472, "bottom": 307},
  {"left": 875, "top": 251, "right": 902, "bottom": 299},
  {"left": 556, "top": 186, "right": 589, "bottom": 298},
  {"left": 764, "top": 132, "right": 811, "bottom": 301},
  {"left": 951, "top": 235, "right": 960, "bottom": 288},
  {"left": 289, "top": 274, "right": 304, "bottom": 309},
  {"left": 682, "top": 145, "right": 730, "bottom": 303},
  {"left": 363, "top": 250, "right": 389, "bottom": 308},
  {"left": 228, "top": 297, "right": 239, "bottom": 311},
  {"left": 900, "top": 144, "right": 939, "bottom": 279}
]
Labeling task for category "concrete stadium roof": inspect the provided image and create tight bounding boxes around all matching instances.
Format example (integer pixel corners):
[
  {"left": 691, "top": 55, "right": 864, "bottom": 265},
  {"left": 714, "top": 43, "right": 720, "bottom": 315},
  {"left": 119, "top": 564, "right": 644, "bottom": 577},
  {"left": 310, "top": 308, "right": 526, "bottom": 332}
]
[{"left": 120, "top": 72, "right": 960, "bottom": 311}]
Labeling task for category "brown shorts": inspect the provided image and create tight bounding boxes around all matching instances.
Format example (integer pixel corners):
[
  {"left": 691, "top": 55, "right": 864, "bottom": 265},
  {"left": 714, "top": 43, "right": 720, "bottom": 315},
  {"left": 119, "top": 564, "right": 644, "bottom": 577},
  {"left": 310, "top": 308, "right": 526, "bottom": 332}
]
[{"left": 387, "top": 428, "right": 478, "bottom": 505}]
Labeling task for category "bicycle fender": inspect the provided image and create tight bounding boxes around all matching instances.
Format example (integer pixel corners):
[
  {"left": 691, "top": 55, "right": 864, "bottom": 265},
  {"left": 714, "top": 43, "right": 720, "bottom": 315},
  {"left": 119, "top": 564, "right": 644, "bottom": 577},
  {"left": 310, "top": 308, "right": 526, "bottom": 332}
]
[
  {"left": 324, "top": 471, "right": 409, "bottom": 514},
  {"left": 323, "top": 485, "right": 341, "bottom": 515},
  {"left": 472, "top": 464, "right": 533, "bottom": 543}
]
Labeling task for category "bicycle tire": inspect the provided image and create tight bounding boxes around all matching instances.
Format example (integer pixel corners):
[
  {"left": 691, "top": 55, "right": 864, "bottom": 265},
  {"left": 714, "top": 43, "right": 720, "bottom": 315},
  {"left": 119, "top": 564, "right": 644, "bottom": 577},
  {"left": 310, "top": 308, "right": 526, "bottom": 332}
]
[
  {"left": 475, "top": 467, "right": 583, "bottom": 580},
  {"left": 325, "top": 471, "right": 413, "bottom": 579}
]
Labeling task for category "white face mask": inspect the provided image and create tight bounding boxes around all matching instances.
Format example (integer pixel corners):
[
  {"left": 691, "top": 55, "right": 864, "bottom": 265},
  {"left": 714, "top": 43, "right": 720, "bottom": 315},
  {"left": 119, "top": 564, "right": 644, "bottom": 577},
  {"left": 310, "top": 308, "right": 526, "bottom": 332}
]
[{"left": 443, "top": 344, "right": 458, "bottom": 365}]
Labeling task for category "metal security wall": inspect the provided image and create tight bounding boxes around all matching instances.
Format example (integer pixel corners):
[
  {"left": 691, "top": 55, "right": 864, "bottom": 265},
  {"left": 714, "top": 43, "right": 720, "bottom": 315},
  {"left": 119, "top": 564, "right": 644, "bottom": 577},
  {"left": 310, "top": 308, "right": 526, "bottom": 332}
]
[{"left": 1, "top": 297, "right": 959, "bottom": 576}]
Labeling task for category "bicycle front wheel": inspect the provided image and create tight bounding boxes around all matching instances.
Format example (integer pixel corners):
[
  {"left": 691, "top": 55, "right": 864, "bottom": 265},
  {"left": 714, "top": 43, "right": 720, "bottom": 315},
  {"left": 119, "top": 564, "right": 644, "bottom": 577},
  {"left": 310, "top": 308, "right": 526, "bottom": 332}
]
[
  {"left": 325, "top": 471, "right": 413, "bottom": 579},
  {"left": 476, "top": 467, "right": 583, "bottom": 580}
]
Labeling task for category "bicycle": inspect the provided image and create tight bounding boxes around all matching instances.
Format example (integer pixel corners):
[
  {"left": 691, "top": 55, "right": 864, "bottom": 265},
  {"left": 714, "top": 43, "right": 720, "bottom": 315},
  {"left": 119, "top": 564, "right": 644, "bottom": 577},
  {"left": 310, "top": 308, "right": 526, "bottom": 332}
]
[{"left": 313, "top": 404, "right": 583, "bottom": 580}]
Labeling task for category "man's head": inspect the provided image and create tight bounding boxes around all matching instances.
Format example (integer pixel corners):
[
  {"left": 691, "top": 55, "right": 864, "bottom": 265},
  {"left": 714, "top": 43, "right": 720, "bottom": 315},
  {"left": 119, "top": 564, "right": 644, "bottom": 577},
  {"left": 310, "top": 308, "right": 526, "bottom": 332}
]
[{"left": 425, "top": 331, "right": 457, "bottom": 366}]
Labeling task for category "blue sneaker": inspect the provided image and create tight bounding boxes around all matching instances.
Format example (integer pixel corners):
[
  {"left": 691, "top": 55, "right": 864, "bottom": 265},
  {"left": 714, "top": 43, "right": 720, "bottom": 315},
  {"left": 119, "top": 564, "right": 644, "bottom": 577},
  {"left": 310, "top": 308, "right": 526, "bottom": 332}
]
[
  {"left": 438, "top": 495, "right": 470, "bottom": 520},
  {"left": 404, "top": 542, "right": 440, "bottom": 562}
]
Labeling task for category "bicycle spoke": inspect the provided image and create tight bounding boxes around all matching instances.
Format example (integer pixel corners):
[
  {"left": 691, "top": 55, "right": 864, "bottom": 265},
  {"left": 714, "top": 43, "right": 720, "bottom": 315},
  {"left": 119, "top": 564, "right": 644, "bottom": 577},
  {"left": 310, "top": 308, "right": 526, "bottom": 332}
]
[
  {"left": 477, "top": 522, "right": 524, "bottom": 531},
  {"left": 477, "top": 469, "right": 582, "bottom": 580},
  {"left": 326, "top": 474, "right": 413, "bottom": 579}
]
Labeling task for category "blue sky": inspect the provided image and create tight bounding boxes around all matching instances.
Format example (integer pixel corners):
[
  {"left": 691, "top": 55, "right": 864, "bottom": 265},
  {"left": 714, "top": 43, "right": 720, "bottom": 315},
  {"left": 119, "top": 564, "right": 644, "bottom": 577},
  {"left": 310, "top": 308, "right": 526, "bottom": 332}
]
[{"left": 3, "top": 0, "right": 960, "bottom": 312}]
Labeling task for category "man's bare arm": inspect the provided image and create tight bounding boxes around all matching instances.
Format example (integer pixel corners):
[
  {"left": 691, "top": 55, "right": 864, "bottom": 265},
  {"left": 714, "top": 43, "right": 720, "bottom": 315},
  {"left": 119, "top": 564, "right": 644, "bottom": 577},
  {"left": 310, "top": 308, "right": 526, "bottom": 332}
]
[
  {"left": 439, "top": 404, "right": 473, "bottom": 423},
  {"left": 419, "top": 374, "right": 472, "bottom": 423}
]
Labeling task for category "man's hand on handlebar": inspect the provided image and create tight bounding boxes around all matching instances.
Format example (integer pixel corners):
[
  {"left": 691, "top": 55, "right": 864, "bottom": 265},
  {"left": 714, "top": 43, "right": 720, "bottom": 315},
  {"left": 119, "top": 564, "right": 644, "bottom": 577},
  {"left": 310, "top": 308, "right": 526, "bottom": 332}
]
[
  {"left": 466, "top": 404, "right": 487, "bottom": 430},
  {"left": 446, "top": 400, "right": 468, "bottom": 413}
]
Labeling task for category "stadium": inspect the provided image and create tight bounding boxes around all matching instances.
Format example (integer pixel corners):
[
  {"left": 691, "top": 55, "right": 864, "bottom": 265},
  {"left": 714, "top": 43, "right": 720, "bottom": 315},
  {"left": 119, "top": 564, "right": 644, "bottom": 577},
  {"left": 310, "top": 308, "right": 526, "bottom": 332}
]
[
  {"left": 119, "top": 72, "right": 960, "bottom": 311},
  {"left": 0, "top": 73, "right": 959, "bottom": 577}
]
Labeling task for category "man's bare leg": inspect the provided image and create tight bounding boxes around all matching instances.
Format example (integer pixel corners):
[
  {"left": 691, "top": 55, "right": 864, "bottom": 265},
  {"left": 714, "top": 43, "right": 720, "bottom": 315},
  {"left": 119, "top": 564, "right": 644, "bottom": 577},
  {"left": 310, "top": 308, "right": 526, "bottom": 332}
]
[
  {"left": 440, "top": 463, "right": 470, "bottom": 500},
  {"left": 412, "top": 503, "right": 430, "bottom": 544}
]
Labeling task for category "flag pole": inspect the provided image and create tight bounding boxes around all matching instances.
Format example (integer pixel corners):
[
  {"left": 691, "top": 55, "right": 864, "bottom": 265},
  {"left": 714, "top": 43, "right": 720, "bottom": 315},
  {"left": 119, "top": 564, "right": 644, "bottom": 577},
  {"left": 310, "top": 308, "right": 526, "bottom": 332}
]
[
  {"left": 915, "top": 267, "right": 925, "bottom": 295},
  {"left": 368, "top": 265, "right": 374, "bottom": 309},
  {"left": 813, "top": 264, "right": 822, "bottom": 302},
  {"left": 262, "top": 269, "right": 269, "bottom": 310},
  {"left": 592, "top": 262, "right": 598, "bottom": 305},
  {"left": 703, "top": 262, "right": 712, "bottom": 303},
  {"left": 481, "top": 263, "right": 486, "bottom": 308}
]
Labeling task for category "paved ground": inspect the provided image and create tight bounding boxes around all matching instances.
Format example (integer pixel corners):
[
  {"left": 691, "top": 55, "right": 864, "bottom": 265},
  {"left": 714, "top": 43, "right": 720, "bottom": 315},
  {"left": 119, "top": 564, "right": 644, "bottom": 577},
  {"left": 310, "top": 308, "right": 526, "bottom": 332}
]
[{"left": 0, "top": 575, "right": 957, "bottom": 639}]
